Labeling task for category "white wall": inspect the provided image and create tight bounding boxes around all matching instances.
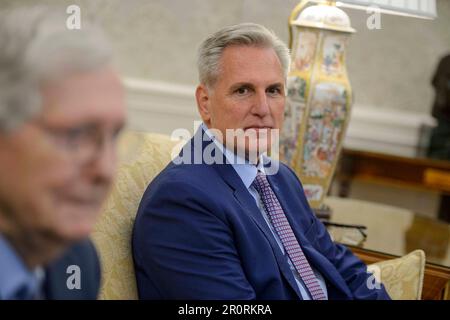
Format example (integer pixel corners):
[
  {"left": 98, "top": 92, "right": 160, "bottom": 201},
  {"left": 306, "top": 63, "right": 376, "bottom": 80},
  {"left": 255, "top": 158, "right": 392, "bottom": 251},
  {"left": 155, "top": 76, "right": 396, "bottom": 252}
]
[
  {"left": 123, "top": 76, "right": 436, "bottom": 157},
  {"left": 2, "top": 0, "right": 448, "bottom": 217},
  {"left": 2, "top": 0, "right": 449, "bottom": 117}
]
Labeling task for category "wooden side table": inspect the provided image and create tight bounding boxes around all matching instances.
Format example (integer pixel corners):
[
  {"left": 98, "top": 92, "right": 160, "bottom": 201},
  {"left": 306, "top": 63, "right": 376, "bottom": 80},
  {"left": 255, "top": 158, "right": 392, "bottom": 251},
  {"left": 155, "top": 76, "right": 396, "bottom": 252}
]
[{"left": 335, "top": 148, "right": 450, "bottom": 221}]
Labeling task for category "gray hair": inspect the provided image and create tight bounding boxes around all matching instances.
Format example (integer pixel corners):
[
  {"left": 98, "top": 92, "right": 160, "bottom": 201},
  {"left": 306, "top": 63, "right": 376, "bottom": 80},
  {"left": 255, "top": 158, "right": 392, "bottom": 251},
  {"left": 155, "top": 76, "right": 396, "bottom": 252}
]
[
  {"left": 0, "top": 6, "right": 113, "bottom": 131},
  {"left": 197, "top": 23, "right": 290, "bottom": 89}
]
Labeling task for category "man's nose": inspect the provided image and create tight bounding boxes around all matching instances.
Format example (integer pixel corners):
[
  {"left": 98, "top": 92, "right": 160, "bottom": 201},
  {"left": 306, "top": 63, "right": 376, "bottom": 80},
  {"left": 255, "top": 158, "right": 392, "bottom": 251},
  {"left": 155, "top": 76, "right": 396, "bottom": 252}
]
[
  {"left": 86, "top": 138, "right": 117, "bottom": 185},
  {"left": 251, "top": 91, "right": 270, "bottom": 117}
]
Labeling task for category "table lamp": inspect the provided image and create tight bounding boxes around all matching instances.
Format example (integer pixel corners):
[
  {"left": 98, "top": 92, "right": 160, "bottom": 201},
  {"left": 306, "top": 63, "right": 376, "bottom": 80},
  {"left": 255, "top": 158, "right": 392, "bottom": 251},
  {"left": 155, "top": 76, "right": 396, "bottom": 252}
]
[{"left": 280, "top": 0, "right": 437, "bottom": 213}]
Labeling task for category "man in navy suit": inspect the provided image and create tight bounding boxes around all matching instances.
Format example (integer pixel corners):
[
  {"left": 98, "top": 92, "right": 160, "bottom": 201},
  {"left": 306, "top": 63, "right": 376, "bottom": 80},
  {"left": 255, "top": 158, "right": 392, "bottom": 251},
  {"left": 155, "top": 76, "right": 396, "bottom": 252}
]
[
  {"left": 132, "top": 23, "right": 390, "bottom": 300},
  {"left": 0, "top": 6, "right": 125, "bottom": 300}
]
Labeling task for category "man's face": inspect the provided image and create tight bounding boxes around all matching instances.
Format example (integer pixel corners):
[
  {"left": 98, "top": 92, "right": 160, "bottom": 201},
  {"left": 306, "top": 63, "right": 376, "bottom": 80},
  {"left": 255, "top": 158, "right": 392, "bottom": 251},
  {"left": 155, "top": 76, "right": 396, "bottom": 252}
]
[
  {"left": 196, "top": 45, "right": 286, "bottom": 161},
  {"left": 0, "top": 66, "right": 125, "bottom": 244}
]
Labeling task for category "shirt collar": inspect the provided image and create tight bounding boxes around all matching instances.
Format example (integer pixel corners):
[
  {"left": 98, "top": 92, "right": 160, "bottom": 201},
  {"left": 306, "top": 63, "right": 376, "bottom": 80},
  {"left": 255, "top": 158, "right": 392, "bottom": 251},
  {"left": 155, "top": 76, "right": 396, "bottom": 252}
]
[
  {"left": 0, "top": 233, "right": 43, "bottom": 300},
  {"left": 201, "top": 123, "right": 267, "bottom": 190}
]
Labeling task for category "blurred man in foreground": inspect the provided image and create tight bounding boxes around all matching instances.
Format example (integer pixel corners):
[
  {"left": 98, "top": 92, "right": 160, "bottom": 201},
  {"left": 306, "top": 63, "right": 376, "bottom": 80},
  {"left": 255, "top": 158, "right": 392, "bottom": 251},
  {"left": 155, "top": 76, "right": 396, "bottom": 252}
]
[{"left": 0, "top": 6, "right": 126, "bottom": 299}]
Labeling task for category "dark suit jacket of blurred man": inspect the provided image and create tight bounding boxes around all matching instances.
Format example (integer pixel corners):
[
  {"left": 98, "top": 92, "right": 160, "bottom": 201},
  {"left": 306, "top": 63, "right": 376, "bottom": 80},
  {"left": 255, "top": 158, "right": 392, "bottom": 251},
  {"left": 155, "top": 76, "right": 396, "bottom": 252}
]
[
  {"left": 43, "top": 240, "right": 100, "bottom": 299},
  {"left": 0, "top": 238, "right": 100, "bottom": 300}
]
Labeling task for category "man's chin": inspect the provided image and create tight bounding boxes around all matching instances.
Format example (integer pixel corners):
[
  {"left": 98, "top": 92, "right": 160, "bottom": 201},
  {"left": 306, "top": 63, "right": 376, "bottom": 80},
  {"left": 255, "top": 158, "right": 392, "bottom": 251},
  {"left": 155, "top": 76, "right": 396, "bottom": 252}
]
[
  {"left": 57, "top": 221, "right": 95, "bottom": 243},
  {"left": 56, "top": 209, "right": 100, "bottom": 242}
]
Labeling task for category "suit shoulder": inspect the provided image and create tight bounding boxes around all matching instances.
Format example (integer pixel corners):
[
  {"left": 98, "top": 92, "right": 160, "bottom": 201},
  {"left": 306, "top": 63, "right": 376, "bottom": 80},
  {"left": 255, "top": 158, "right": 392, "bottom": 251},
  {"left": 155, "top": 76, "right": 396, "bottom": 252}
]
[
  {"left": 137, "top": 162, "right": 230, "bottom": 226},
  {"left": 68, "top": 239, "right": 99, "bottom": 263},
  {"left": 149, "top": 161, "right": 220, "bottom": 191},
  {"left": 275, "top": 161, "right": 300, "bottom": 181},
  {"left": 45, "top": 239, "right": 100, "bottom": 300}
]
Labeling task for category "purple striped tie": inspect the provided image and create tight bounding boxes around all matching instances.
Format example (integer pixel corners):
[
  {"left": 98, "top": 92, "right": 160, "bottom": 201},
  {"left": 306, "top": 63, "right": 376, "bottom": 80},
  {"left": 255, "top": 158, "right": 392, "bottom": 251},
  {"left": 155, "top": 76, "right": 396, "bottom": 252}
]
[{"left": 252, "top": 171, "right": 326, "bottom": 300}]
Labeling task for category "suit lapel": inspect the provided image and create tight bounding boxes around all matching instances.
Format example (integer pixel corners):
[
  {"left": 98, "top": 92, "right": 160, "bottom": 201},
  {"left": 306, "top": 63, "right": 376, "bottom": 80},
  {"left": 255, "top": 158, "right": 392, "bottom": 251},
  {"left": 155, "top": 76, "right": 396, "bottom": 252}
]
[
  {"left": 212, "top": 157, "right": 303, "bottom": 299},
  {"left": 184, "top": 129, "right": 351, "bottom": 298},
  {"left": 191, "top": 127, "right": 303, "bottom": 299},
  {"left": 266, "top": 174, "right": 352, "bottom": 298}
]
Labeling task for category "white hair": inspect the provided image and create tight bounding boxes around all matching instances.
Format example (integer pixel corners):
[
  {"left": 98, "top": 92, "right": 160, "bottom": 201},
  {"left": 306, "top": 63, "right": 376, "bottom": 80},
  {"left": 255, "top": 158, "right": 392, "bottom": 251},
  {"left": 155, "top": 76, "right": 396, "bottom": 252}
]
[
  {"left": 197, "top": 23, "right": 291, "bottom": 89},
  {"left": 0, "top": 5, "right": 113, "bottom": 131}
]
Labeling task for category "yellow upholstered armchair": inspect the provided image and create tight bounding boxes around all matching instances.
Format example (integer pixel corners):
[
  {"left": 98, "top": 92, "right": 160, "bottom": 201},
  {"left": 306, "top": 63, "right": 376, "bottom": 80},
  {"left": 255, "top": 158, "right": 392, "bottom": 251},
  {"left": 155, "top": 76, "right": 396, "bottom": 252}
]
[
  {"left": 367, "top": 250, "right": 425, "bottom": 300},
  {"left": 91, "top": 131, "right": 182, "bottom": 300},
  {"left": 92, "top": 131, "right": 426, "bottom": 300}
]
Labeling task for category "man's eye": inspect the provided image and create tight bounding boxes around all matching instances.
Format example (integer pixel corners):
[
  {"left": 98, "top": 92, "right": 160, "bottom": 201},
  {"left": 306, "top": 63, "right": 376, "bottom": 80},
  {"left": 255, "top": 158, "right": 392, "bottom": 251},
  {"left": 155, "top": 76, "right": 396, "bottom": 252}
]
[
  {"left": 235, "top": 87, "right": 249, "bottom": 95},
  {"left": 267, "top": 87, "right": 282, "bottom": 95},
  {"left": 112, "top": 127, "right": 124, "bottom": 141},
  {"left": 64, "top": 126, "right": 95, "bottom": 144}
]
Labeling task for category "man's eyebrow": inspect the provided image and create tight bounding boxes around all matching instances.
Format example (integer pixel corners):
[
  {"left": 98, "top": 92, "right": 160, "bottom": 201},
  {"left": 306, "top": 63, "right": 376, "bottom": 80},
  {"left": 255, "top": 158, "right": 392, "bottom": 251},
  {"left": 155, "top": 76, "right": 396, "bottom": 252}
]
[
  {"left": 228, "top": 82, "right": 255, "bottom": 91},
  {"left": 267, "top": 82, "right": 284, "bottom": 88},
  {"left": 227, "top": 82, "right": 285, "bottom": 93}
]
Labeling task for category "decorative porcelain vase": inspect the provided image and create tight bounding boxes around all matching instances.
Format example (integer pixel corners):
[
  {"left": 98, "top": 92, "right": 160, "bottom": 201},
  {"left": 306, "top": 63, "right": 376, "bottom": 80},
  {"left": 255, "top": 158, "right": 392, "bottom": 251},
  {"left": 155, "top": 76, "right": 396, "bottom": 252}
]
[{"left": 281, "top": 1, "right": 355, "bottom": 210}]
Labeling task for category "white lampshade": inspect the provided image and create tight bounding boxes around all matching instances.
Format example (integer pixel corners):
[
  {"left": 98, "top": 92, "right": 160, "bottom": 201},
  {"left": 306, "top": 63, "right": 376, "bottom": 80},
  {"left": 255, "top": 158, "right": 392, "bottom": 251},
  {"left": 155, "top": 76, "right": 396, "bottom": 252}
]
[{"left": 335, "top": 0, "right": 437, "bottom": 19}]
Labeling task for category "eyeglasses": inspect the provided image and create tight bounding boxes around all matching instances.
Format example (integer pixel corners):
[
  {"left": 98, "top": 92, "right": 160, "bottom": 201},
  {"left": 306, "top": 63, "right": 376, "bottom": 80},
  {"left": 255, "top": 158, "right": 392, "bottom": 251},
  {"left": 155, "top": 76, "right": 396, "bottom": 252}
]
[{"left": 33, "top": 121, "right": 123, "bottom": 165}]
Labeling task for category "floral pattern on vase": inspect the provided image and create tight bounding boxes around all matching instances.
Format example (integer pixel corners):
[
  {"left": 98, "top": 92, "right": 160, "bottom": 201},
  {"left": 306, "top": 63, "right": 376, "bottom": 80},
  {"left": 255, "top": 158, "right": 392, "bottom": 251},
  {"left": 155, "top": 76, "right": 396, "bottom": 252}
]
[
  {"left": 302, "top": 82, "right": 348, "bottom": 178},
  {"left": 293, "top": 31, "right": 318, "bottom": 72},
  {"left": 321, "top": 34, "right": 347, "bottom": 77},
  {"left": 281, "top": 76, "right": 307, "bottom": 164}
]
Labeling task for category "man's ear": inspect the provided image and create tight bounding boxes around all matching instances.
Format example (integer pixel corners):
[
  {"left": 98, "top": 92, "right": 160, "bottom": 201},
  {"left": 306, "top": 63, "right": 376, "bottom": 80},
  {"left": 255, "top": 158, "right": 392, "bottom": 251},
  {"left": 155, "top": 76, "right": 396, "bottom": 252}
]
[{"left": 196, "top": 84, "right": 211, "bottom": 124}]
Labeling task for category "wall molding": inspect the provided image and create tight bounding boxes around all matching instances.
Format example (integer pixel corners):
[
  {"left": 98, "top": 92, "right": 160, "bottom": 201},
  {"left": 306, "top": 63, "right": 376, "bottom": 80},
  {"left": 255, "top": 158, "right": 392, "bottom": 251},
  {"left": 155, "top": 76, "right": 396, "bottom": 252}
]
[
  {"left": 123, "top": 77, "right": 436, "bottom": 157},
  {"left": 345, "top": 105, "right": 436, "bottom": 157},
  {"left": 123, "top": 77, "right": 199, "bottom": 135}
]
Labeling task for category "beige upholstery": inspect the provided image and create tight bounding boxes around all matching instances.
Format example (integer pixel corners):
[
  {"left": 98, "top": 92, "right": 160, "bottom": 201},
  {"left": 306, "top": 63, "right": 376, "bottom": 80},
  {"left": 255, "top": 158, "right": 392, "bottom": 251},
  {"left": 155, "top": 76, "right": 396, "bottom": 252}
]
[
  {"left": 92, "top": 131, "right": 426, "bottom": 300},
  {"left": 91, "top": 131, "right": 182, "bottom": 300},
  {"left": 368, "top": 250, "right": 425, "bottom": 300},
  {"left": 324, "top": 196, "right": 427, "bottom": 299}
]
